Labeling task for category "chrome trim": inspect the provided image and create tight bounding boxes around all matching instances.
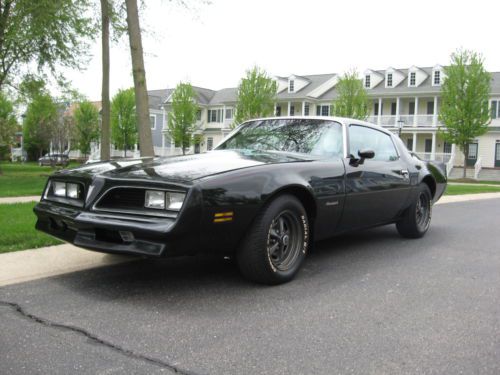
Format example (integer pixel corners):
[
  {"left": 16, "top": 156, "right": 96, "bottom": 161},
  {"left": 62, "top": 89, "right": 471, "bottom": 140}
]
[{"left": 92, "top": 185, "right": 185, "bottom": 219}]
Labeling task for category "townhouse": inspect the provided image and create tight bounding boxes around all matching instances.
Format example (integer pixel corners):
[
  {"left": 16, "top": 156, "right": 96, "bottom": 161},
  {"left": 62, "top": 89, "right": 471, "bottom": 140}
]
[{"left": 149, "top": 65, "right": 500, "bottom": 179}]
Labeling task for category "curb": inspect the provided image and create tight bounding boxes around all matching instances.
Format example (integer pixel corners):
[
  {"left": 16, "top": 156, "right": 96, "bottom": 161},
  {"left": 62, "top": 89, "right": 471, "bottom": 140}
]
[{"left": 0, "top": 196, "right": 40, "bottom": 205}]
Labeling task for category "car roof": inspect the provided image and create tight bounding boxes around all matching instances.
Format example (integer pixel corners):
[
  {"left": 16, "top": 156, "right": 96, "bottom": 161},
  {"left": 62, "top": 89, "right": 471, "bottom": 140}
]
[{"left": 244, "top": 116, "right": 393, "bottom": 136}]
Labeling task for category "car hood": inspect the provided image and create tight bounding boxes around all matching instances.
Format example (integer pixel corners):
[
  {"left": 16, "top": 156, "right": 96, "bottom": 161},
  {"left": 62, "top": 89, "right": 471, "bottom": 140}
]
[{"left": 55, "top": 150, "right": 313, "bottom": 183}]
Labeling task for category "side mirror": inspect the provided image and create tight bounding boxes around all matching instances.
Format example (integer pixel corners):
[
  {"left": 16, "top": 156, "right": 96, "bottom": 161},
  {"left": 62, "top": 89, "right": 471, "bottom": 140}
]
[{"left": 358, "top": 149, "right": 375, "bottom": 159}]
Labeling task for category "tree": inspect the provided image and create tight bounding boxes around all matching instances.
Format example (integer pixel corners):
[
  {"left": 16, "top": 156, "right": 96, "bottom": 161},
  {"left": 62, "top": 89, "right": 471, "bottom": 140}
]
[
  {"left": 438, "top": 49, "right": 491, "bottom": 178},
  {"left": 100, "top": 0, "right": 111, "bottom": 161},
  {"left": 111, "top": 88, "right": 137, "bottom": 157},
  {"left": 0, "top": 0, "right": 94, "bottom": 90},
  {"left": 0, "top": 92, "right": 17, "bottom": 172},
  {"left": 74, "top": 101, "right": 100, "bottom": 157},
  {"left": 124, "top": 0, "right": 154, "bottom": 157},
  {"left": 23, "top": 93, "right": 58, "bottom": 160},
  {"left": 234, "top": 66, "right": 277, "bottom": 125},
  {"left": 167, "top": 82, "right": 198, "bottom": 155},
  {"left": 331, "top": 70, "right": 369, "bottom": 120}
]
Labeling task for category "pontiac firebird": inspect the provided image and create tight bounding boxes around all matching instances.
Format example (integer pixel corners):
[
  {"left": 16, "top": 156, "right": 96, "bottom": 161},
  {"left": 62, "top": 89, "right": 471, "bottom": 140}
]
[{"left": 34, "top": 117, "right": 447, "bottom": 284}]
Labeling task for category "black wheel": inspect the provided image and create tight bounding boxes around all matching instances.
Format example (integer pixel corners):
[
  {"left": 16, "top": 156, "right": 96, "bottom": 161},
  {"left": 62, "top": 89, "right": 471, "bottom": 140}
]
[
  {"left": 396, "top": 183, "right": 432, "bottom": 238},
  {"left": 236, "top": 195, "right": 309, "bottom": 285}
]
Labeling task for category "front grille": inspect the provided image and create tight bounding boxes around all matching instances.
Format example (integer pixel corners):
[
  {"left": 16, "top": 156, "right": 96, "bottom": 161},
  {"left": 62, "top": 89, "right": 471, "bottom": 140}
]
[{"left": 97, "top": 188, "right": 145, "bottom": 210}]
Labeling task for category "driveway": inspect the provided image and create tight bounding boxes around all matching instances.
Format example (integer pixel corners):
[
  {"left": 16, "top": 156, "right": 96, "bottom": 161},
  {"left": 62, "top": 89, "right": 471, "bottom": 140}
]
[{"left": 1, "top": 199, "right": 499, "bottom": 374}]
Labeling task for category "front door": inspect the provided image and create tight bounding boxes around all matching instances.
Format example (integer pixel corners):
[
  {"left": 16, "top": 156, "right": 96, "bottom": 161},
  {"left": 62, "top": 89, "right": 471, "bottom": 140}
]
[
  {"left": 340, "top": 124, "right": 412, "bottom": 230},
  {"left": 466, "top": 143, "right": 478, "bottom": 167},
  {"left": 495, "top": 142, "right": 500, "bottom": 167}
]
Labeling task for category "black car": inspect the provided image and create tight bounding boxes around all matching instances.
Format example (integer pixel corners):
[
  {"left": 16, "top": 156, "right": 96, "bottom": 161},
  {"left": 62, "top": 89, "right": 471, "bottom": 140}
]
[{"left": 34, "top": 117, "right": 446, "bottom": 284}]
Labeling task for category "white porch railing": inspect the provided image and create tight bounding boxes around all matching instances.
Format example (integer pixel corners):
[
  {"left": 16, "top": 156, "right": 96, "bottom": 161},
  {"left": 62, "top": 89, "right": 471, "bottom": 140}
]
[
  {"left": 414, "top": 152, "right": 452, "bottom": 163},
  {"left": 446, "top": 146, "right": 456, "bottom": 177},
  {"left": 366, "top": 115, "right": 439, "bottom": 127},
  {"left": 474, "top": 157, "right": 482, "bottom": 179}
]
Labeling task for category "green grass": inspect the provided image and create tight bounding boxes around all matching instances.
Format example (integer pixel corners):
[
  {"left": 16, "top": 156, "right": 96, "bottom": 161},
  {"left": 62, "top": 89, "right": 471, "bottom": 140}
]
[
  {"left": 0, "top": 202, "right": 62, "bottom": 253},
  {"left": 445, "top": 184, "right": 500, "bottom": 195},
  {"left": 0, "top": 161, "right": 80, "bottom": 197},
  {"left": 448, "top": 178, "right": 500, "bottom": 185}
]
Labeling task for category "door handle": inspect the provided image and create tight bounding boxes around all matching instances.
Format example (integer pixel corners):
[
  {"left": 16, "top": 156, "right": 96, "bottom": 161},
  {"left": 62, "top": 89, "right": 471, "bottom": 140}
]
[{"left": 401, "top": 169, "right": 409, "bottom": 178}]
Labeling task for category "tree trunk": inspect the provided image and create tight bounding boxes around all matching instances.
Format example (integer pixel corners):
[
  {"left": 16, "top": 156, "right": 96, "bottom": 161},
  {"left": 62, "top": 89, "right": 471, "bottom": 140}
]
[
  {"left": 125, "top": 0, "right": 154, "bottom": 157},
  {"left": 100, "top": 0, "right": 111, "bottom": 161},
  {"left": 463, "top": 143, "right": 468, "bottom": 179}
]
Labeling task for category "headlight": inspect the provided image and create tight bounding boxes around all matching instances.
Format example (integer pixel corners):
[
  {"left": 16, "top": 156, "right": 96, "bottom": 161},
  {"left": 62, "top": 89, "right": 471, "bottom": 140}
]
[
  {"left": 144, "top": 190, "right": 185, "bottom": 211},
  {"left": 66, "top": 183, "right": 81, "bottom": 199},
  {"left": 53, "top": 181, "right": 67, "bottom": 197}
]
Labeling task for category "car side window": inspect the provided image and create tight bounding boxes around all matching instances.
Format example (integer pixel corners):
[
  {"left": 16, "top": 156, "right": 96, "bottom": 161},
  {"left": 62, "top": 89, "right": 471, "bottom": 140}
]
[{"left": 349, "top": 125, "right": 398, "bottom": 162}]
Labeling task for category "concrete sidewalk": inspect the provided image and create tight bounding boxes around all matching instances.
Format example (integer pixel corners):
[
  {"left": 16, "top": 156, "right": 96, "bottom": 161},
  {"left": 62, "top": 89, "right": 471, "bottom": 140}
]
[
  {"left": 0, "top": 244, "right": 134, "bottom": 287},
  {"left": 0, "top": 196, "right": 40, "bottom": 204},
  {"left": 0, "top": 192, "right": 499, "bottom": 288}
]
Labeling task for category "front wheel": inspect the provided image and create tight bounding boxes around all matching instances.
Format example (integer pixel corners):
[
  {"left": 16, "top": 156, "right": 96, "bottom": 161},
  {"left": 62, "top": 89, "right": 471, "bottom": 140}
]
[
  {"left": 396, "top": 183, "right": 432, "bottom": 238},
  {"left": 236, "top": 195, "right": 309, "bottom": 285}
]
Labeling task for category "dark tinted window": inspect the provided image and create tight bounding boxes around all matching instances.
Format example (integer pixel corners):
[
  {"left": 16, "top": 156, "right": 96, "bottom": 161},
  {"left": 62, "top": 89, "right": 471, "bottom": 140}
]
[
  {"left": 349, "top": 125, "right": 398, "bottom": 162},
  {"left": 217, "top": 119, "right": 343, "bottom": 157}
]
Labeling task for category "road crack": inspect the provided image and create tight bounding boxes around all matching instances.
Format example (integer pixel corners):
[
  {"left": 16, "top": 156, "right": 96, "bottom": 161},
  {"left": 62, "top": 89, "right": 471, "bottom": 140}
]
[{"left": 0, "top": 300, "right": 198, "bottom": 375}]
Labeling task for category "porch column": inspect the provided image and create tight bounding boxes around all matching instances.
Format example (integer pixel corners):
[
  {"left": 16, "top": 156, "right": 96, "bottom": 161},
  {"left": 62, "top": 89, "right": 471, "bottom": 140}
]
[
  {"left": 378, "top": 98, "right": 382, "bottom": 125},
  {"left": 396, "top": 97, "right": 400, "bottom": 123},
  {"left": 302, "top": 101, "right": 306, "bottom": 116},
  {"left": 431, "top": 132, "right": 436, "bottom": 160},
  {"left": 287, "top": 101, "right": 291, "bottom": 116},
  {"left": 274, "top": 103, "right": 277, "bottom": 116},
  {"left": 412, "top": 132, "right": 417, "bottom": 152},
  {"left": 414, "top": 97, "right": 419, "bottom": 127},
  {"left": 433, "top": 96, "right": 438, "bottom": 126}
]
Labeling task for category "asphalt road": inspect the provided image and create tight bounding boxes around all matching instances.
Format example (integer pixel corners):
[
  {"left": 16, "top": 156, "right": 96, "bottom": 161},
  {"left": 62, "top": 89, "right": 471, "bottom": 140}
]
[{"left": 1, "top": 199, "right": 499, "bottom": 375}]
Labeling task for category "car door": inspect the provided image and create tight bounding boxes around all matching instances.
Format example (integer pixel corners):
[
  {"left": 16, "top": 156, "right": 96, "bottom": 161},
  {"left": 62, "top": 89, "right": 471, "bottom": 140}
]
[{"left": 338, "top": 124, "right": 411, "bottom": 230}]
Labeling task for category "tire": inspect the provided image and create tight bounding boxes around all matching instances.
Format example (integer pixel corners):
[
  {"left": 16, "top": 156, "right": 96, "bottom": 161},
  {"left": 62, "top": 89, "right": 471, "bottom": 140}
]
[
  {"left": 236, "top": 194, "right": 309, "bottom": 285},
  {"left": 396, "top": 183, "right": 432, "bottom": 238}
]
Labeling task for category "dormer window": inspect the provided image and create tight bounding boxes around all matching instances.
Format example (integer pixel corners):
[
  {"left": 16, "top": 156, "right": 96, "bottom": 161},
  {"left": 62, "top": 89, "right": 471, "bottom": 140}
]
[
  {"left": 433, "top": 70, "right": 441, "bottom": 85},
  {"left": 289, "top": 80, "right": 295, "bottom": 93},
  {"left": 386, "top": 73, "right": 393, "bottom": 87},
  {"left": 409, "top": 72, "right": 416, "bottom": 86},
  {"left": 365, "top": 75, "right": 371, "bottom": 88}
]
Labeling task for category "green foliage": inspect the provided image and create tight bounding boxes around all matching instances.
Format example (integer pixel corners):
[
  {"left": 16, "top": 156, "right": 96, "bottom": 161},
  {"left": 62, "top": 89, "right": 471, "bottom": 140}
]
[
  {"left": 234, "top": 66, "right": 277, "bottom": 125},
  {"left": 23, "top": 93, "right": 58, "bottom": 160},
  {"left": 439, "top": 49, "right": 491, "bottom": 173},
  {"left": 331, "top": 70, "right": 369, "bottom": 120},
  {"left": 0, "top": 93, "right": 17, "bottom": 148},
  {"left": 74, "top": 101, "right": 100, "bottom": 156},
  {"left": 167, "top": 82, "right": 198, "bottom": 155},
  {"left": 0, "top": 0, "right": 95, "bottom": 90},
  {"left": 111, "top": 88, "right": 137, "bottom": 156}
]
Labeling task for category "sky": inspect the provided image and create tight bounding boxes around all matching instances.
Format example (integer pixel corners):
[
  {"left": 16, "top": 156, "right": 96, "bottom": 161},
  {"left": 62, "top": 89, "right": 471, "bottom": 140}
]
[{"left": 65, "top": 0, "right": 500, "bottom": 100}]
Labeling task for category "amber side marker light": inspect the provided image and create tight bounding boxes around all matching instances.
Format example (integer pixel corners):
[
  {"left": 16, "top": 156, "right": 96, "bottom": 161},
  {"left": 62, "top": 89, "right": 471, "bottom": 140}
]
[{"left": 213, "top": 212, "right": 234, "bottom": 223}]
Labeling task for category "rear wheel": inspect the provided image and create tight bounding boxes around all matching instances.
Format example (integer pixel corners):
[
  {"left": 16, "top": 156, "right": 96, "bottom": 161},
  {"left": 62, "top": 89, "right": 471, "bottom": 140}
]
[
  {"left": 236, "top": 195, "right": 309, "bottom": 285},
  {"left": 396, "top": 183, "right": 432, "bottom": 238}
]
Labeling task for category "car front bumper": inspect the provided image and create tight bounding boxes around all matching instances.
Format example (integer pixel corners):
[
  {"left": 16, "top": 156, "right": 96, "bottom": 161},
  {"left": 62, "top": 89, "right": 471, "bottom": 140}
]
[{"left": 34, "top": 201, "right": 198, "bottom": 257}]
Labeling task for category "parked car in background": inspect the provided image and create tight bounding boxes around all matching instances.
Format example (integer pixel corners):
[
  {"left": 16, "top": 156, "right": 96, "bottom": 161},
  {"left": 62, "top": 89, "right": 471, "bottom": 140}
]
[
  {"left": 34, "top": 117, "right": 446, "bottom": 285},
  {"left": 38, "top": 153, "right": 69, "bottom": 167}
]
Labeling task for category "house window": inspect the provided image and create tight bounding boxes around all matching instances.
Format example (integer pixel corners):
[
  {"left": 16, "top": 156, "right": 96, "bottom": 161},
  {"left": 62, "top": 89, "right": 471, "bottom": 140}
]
[
  {"left": 225, "top": 108, "right": 233, "bottom": 120},
  {"left": 425, "top": 139, "right": 432, "bottom": 153},
  {"left": 406, "top": 138, "right": 413, "bottom": 151},
  {"left": 373, "top": 102, "right": 379, "bottom": 116},
  {"left": 196, "top": 110, "right": 201, "bottom": 121},
  {"left": 365, "top": 75, "right": 371, "bottom": 88},
  {"left": 409, "top": 72, "right": 416, "bottom": 86},
  {"left": 150, "top": 115, "right": 156, "bottom": 129},
  {"left": 276, "top": 106, "right": 281, "bottom": 116},
  {"left": 427, "top": 101, "right": 434, "bottom": 115},
  {"left": 207, "top": 109, "right": 223, "bottom": 123},
  {"left": 289, "top": 80, "right": 295, "bottom": 93},
  {"left": 387, "top": 73, "right": 393, "bottom": 87},
  {"left": 289, "top": 105, "right": 295, "bottom": 116},
  {"left": 433, "top": 70, "right": 441, "bottom": 85},
  {"left": 316, "top": 104, "right": 329, "bottom": 116},
  {"left": 391, "top": 102, "right": 397, "bottom": 116},
  {"left": 409, "top": 102, "right": 415, "bottom": 115},
  {"left": 443, "top": 142, "right": 452, "bottom": 154},
  {"left": 491, "top": 100, "right": 499, "bottom": 119},
  {"left": 304, "top": 103, "right": 310, "bottom": 116},
  {"left": 207, "top": 137, "right": 213, "bottom": 151}
]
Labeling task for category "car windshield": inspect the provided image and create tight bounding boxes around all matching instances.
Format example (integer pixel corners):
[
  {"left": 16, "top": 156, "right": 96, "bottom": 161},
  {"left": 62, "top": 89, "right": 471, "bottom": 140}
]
[{"left": 216, "top": 118, "right": 343, "bottom": 157}]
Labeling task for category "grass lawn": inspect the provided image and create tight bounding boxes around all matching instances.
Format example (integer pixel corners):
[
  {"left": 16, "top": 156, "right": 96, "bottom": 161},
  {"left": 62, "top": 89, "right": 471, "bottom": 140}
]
[
  {"left": 445, "top": 184, "right": 500, "bottom": 195},
  {"left": 0, "top": 202, "right": 62, "bottom": 253},
  {"left": 448, "top": 178, "right": 500, "bottom": 185},
  {"left": 0, "top": 161, "right": 80, "bottom": 198}
]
